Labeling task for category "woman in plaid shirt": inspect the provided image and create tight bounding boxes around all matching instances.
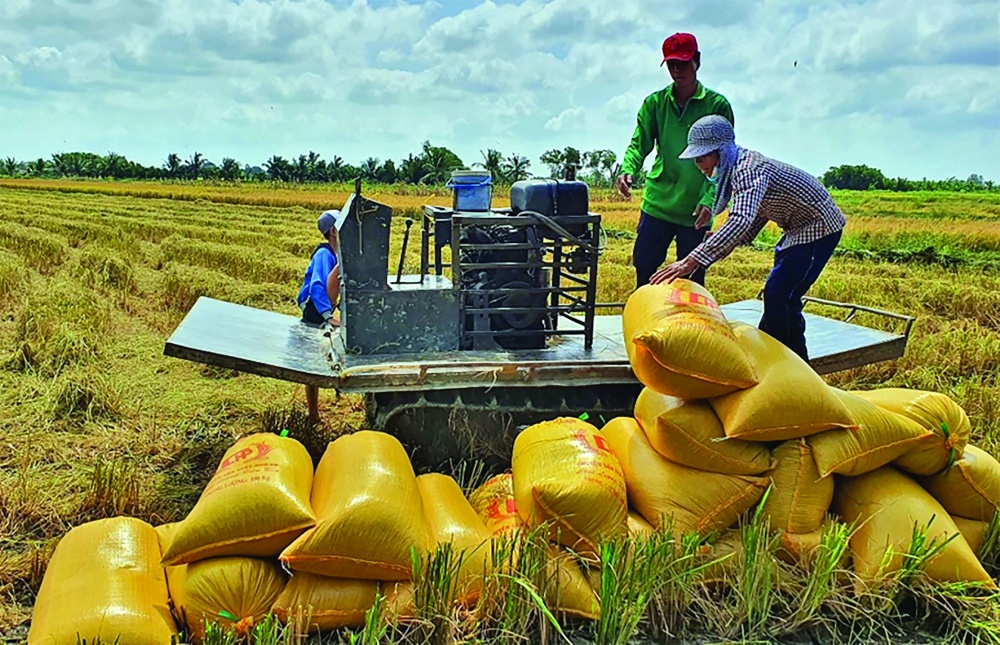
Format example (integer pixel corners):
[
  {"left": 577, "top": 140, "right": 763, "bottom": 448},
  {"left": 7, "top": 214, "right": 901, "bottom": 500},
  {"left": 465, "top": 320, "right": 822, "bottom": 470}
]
[{"left": 650, "top": 115, "right": 845, "bottom": 361}]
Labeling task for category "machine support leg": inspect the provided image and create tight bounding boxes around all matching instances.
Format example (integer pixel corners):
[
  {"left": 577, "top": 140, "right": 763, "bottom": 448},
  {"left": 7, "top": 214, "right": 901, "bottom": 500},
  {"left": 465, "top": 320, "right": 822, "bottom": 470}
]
[{"left": 306, "top": 385, "right": 321, "bottom": 422}]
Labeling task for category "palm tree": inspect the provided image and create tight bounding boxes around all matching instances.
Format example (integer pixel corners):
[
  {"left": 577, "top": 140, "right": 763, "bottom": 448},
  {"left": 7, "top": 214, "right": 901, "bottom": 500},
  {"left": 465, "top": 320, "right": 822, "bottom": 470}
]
[
  {"left": 327, "top": 155, "right": 345, "bottom": 182},
  {"left": 361, "top": 157, "right": 380, "bottom": 181},
  {"left": 264, "top": 155, "right": 292, "bottom": 182},
  {"left": 31, "top": 158, "right": 47, "bottom": 177},
  {"left": 103, "top": 152, "right": 127, "bottom": 179},
  {"left": 1, "top": 157, "right": 19, "bottom": 176},
  {"left": 420, "top": 141, "right": 463, "bottom": 185},
  {"left": 186, "top": 152, "right": 205, "bottom": 180},
  {"left": 475, "top": 148, "right": 505, "bottom": 182},
  {"left": 399, "top": 154, "right": 425, "bottom": 184},
  {"left": 165, "top": 153, "right": 182, "bottom": 178},
  {"left": 220, "top": 157, "right": 242, "bottom": 182},
  {"left": 501, "top": 154, "right": 531, "bottom": 183}
]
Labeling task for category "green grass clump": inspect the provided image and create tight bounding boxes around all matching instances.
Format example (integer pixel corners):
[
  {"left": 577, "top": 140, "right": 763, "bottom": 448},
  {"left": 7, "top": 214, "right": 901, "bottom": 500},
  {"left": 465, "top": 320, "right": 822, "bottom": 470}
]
[{"left": 46, "top": 367, "right": 123, "bottom": 422}]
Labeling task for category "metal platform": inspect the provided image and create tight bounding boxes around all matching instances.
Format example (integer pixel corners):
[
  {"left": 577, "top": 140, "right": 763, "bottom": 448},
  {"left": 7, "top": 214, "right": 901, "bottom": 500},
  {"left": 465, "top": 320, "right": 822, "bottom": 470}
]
[{"left": 164, "top": 295, "right": 913, "bottom": 392}]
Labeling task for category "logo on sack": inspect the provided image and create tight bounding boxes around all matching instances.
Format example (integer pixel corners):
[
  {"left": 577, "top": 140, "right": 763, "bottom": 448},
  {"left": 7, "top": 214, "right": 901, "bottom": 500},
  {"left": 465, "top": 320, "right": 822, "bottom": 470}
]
[
  {"left": 486, "top": 497, "right": 518, "bottom": 520},
  {"left": 665, "top": 289, "right": 718, "bottom": 310},
  {"left": 575, "top": 430, "right": 613, "bottom": 455},
  {"left": 217, "top": 441, "right": 274, "bottom": 472}
]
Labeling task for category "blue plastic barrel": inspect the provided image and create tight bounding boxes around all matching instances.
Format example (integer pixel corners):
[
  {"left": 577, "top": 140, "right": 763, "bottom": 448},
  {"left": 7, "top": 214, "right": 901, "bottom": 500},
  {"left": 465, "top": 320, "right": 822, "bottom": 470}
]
[{"left": 447, "top": 169, "right": 492, "bottom": 211}]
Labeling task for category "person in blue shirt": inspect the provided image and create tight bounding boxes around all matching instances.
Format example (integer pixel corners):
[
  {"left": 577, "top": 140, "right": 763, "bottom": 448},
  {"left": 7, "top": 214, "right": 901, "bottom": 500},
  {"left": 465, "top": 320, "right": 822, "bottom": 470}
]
[
  {"left": 299, "top": 209, "right": 344, "bottom": 421},
  {"left": 297, "top": 209, "right": 343, "bottom": 326}
]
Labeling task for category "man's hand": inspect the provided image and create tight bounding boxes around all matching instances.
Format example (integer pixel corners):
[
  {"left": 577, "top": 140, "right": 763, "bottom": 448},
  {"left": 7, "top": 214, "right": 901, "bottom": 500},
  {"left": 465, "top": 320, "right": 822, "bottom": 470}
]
[
  {"left": 649, "top": 256, "right": 701, "bottom": 285},
  {"left": 694, "top": 205, "right": 712, "bottom": 230},
  {"left": 617, "top": 173, "right": 634, "bottom": 199}
]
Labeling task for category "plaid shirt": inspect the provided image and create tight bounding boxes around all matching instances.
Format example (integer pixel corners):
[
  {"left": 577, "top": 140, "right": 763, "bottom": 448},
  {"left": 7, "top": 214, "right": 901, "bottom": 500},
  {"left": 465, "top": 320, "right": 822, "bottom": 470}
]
[{"left": 689, "top": 147, "right": 846, "bottom": 267}]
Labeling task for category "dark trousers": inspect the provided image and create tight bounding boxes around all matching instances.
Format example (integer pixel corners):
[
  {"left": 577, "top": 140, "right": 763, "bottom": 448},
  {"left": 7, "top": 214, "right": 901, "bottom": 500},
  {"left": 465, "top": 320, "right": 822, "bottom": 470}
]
[
  {"left": 301, "top": 299, "right": 325, "bottom": 325},
  {"left": 759, "top": 230, "right": 843, "bottom": 362},
  {"left": 633, "top": 212, "right": 708, "bottom": 288}
]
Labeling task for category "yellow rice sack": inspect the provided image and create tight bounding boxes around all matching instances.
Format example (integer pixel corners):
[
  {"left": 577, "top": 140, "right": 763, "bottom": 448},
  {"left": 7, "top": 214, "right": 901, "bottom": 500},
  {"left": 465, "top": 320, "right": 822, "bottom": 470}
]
[
  {"left": 698, "top": 531, "right": 745, "bottom": 585},
  {"left": 920, "top": 446, "right": 1000, "bottom": 522},
  {"left": 623, "top": 281, "right": 758, "bottom": 399},
  {"left": 602, "top": 417, "right": 768, "bottom": 537},
  {"left": 546, "top": 547, "right": 600, "bottom": 620},
  {"left": 762, "top": 440, "right": 834, "bottom": 535},
  {"left": 779, "top": 528, "right": 827, "bottom": 566},
  {"left": 709, "top": 325, "right": 854, "bottom": 442},
  {"left": 854, "top": 388, "right": 971, "bottom": 476},
  {"left": 512, "top": 418, "right": 627, "bottom": 560},
  {"left": 627, "top": 511, "right": 655, "bottom": 539},
  {"left": 156, "top": 522, "right": 286, "bottom": 641},
  {"left": 162, "top": 433, "right": 315, "bottom": 566},
  {"left": 167, "top": 557, "right": 286, "bottom": 641},
  {"left": 383, "top": 581, "right": 415, "bottom": 623},
  {"left": 271, "top": 574, "right": 379, "bottom": 632},
  {"left": 469, "top": 473, "right": 523, "bottom": 537},
  {"left": 952, "top": 516, "right": 990, "bottom": 557},
  {"left": 281, "top": 431, "right": 429, "bottom": 580},
  {"left": 29, "top": 517, "right": 177, "bottom": 645},
  {"left": 833, "top": 467, "right": 994, "bottom": 588},
  {"left": 418, "top": 473, "right": 493, "bottom": 606},
  {"left": 634, "top": 387, "right": 771, "bottom": 475},
  {"left": 808, "top": 390, "right": 929, "bottom": 478}
]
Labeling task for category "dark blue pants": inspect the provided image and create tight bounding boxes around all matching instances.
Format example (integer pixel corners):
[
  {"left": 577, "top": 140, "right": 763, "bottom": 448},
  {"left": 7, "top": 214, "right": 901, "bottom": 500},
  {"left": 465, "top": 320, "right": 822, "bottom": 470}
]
[
  {"left": 633, "top": 212, "right": 708, "bottom": 288},
  {"left": 759, "top": 230, "right": 843, "bottom": 362}
]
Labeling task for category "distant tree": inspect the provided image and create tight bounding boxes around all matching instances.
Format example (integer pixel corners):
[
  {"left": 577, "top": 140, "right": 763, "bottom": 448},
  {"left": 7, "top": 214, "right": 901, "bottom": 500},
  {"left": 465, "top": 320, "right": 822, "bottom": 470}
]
[
  {"left": 539, "top": 149, "right": 565, "bottom": 177},
  {"left": 185, "top": 152, "right": 206, "bottom": 180},
  {"left": 967, "top": 173, "right": 984, "bottom": 187},
  {"left": 361, "top": 157, "right": 381, "bottom": 181},
  {"left": 1, "top": 157, "right": 20, "bottom": 176},
  {"left": 264, "top": 155, "right": 292, "bottom": 182},
  {"left": 583, "top": 149, "right": 619, "bottom": 186},
  {"left": 399, "top": 153, "right": 426, "bottom": 184},
  {"left": 475, "top": 148, "right": 505, "bottom": 182},
  {"left": 219, "top": 157, "right": 242, "bottom": 181},
  {"left": 377, "top": 159, "right": 398, "bottom": 184},
  {"left": 822, "top": 164, "right": 886, "bottom": 190},
  {"left": 165, "top": 153, "right": 182, "bottom": 178},
  {"left": 327, "top": 155, "right": 346, "bottom": 182},
  {"left": 540, "top": 146, "right": 582, "bottom": 178},
  {"left": 31, "top": 158, "right": 47, "bottom": 177},
  {"left": 501, "top": 153, "right": 531, "bottom": 183},
  {"left": 419, "top": 141, "right": 463, "bottom": 184},
  {"left": 102, "top": 152, "right": 128, "bottom": 179}
]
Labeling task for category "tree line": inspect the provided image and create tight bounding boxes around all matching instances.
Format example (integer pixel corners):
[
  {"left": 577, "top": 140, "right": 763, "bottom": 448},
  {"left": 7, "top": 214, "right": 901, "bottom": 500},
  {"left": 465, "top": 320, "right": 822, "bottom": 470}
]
[
  {"left": 0, "top": 143, "right": 622, "bottom": 188},
  {"left": 821, "top": 164, "right": 997, "bottom": 193},
  {"left": 0, "top": 147, "right": 995, "bottom": 192}
]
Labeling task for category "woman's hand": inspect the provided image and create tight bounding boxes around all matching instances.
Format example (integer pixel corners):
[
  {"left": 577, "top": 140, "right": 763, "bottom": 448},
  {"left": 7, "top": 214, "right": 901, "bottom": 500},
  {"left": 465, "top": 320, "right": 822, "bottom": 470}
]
[{"left": 649, "top": 256, "right": 700, "bottom": 285}]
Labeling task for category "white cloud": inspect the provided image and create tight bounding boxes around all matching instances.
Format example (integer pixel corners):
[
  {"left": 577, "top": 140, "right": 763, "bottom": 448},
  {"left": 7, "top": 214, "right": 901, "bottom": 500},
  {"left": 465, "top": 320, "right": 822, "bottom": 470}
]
[{"left": 0, "top": 0, "right": 996, "bottom": 180}]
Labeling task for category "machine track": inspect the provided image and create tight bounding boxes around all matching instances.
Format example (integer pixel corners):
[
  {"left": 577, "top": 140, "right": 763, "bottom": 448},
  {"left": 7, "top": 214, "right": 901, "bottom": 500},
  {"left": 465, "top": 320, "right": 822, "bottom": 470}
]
[{"left": 366, "top": 384, "right": 642, "bottom": 473}]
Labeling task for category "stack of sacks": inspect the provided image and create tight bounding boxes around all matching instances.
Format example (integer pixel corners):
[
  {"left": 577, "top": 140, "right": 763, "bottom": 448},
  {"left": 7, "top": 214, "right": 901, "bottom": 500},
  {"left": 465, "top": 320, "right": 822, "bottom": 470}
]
[
  {"left": 29, "top": 517, "right": 178, "bottom": 645},
  {"left": 158, "top": 433, "right": 315, "bottom": 638},
  {"left": 470, "top": 472, "right": 601, "bottom": 620},
  {"left": 621, "top": 282, "right": 1000, "bottom": 584},
  {"left": 277, "top": 431, "right": 428, "bottom": 631},
  {"left": 155, "top": 523, "right": 286, "bottom": 641}
]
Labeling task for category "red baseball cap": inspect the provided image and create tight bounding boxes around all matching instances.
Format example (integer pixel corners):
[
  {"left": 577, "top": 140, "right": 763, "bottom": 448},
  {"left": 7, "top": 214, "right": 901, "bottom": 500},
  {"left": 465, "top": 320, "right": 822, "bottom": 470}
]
[{"left": 661, "top": 33, "right": 698, "bottom": 64}]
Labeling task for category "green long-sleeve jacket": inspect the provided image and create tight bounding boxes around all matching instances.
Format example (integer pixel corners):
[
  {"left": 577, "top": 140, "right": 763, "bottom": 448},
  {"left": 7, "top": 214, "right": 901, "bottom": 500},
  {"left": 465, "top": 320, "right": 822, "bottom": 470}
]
[{"left": 621, "top": 82, "right": 734, "bottom": 225}]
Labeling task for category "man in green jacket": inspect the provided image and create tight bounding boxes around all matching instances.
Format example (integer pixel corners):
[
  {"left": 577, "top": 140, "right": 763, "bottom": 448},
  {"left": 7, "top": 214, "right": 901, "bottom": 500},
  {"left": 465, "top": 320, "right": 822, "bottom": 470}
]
[{"left": 618, "top": 32, "right": 734, "bottom": 288}]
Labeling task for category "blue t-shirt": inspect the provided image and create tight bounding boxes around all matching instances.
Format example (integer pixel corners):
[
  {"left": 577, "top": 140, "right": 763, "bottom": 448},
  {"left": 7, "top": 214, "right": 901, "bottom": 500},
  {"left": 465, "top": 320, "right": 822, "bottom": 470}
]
[{"left": 296, "top": 243, "right": 338, "bottom": 318}]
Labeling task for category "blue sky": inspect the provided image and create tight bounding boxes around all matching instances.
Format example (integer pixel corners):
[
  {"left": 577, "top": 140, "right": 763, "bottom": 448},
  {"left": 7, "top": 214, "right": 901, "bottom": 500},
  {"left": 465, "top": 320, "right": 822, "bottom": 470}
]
[{"left": 1, "top": 0, "right": 998, "bottom": 180}]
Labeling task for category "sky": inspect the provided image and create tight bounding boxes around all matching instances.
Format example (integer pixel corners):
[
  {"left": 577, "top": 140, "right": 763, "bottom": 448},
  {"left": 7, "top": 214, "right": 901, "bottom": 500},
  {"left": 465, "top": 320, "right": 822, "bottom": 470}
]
[{"left": 1, "top": 0, "right": 998, "bottom": 180}]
